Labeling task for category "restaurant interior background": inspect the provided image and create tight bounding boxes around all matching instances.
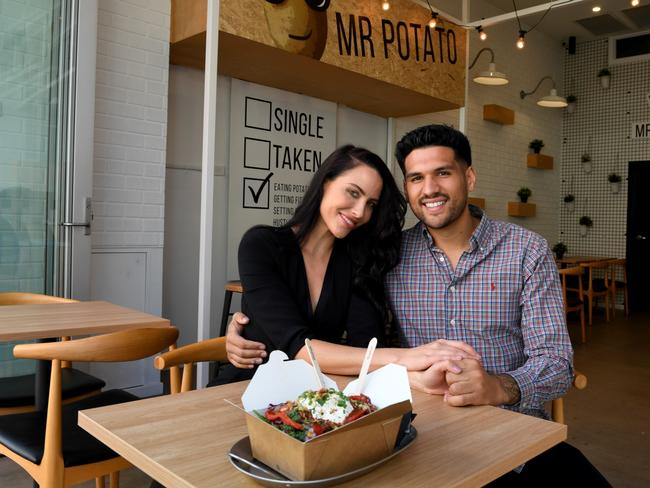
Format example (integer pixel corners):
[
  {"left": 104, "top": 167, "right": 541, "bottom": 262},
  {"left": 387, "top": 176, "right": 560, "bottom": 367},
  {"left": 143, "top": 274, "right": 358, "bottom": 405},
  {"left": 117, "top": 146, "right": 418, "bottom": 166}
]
[{"left": 1, "top": 0, "right": 649, "bottom": 485}]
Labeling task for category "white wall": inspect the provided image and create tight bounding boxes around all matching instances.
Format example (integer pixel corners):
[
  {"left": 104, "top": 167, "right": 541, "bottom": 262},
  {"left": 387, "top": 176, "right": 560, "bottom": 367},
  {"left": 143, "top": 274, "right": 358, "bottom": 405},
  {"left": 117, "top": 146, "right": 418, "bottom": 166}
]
[{"left": 90, "top": 0, "right": 171, "bottom": 394}]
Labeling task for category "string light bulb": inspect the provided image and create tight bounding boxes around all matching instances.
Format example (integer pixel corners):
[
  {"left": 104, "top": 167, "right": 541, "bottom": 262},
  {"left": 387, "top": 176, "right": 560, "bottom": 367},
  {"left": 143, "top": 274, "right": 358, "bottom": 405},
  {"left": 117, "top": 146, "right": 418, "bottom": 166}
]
[
  {"left": 428, "top": 12, "right": 438, "bottom": 29},
  {"left": 382, "top": 0, "right": 390, "bottom": 10},
  {"left": 516, "top": 31, "right": 526, "bottom": 49},
  {"left": 631, "top": 0, "right": 639, "bottom": 6},
  {"left": 477, "top": 26, "right": 487, "bottom": 41}
]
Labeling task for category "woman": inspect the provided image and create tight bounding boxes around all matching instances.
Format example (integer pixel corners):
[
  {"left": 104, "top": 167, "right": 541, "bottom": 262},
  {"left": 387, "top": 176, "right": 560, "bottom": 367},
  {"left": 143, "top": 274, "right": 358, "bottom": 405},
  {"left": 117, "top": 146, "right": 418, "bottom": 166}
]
[{"left": 213, "top": 145, "right": 477, "bottom": 384}]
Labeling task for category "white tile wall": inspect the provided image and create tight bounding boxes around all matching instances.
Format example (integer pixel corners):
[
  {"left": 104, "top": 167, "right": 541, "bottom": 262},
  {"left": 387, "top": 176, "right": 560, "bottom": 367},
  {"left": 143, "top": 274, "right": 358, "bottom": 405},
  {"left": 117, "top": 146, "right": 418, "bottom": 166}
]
[
  {"left": 92, "top": 0, "right": 170, "bottom": 250},
  {"left": 559, "top": 39, "right": 650, "bottom": 260},
  {"left": 465, "top": 22, "right": 564, "bottom": 244}
]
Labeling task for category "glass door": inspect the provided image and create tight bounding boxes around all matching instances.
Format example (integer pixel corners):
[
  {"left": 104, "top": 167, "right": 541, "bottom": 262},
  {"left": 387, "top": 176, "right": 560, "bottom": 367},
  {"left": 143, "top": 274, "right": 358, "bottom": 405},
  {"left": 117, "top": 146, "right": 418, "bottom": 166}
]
[{"left": 0, "top": 0, "right": 95, "bottom": 377}]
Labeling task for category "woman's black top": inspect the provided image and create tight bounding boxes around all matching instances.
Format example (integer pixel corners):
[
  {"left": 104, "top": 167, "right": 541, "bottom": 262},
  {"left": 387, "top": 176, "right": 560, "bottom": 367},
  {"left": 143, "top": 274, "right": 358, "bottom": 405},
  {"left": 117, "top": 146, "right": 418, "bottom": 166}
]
[{"left": 211, "top": 225, "right": 384, "bottom": 385}]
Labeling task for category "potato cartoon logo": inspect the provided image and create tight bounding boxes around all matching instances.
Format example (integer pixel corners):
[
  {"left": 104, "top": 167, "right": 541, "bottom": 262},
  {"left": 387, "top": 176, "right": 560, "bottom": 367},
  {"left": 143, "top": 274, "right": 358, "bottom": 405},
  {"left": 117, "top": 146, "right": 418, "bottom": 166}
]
[{"left": 264, "top": 0, "right": 330, "bottom": 60}]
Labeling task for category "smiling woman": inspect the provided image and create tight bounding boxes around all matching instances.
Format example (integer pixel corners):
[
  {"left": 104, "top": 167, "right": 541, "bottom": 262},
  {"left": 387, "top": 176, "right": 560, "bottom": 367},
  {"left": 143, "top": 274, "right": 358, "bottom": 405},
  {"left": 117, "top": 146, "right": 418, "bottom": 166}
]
[
  {"left": 210, "top": 145, "right": 411, "bottom": 385},
  {"left": 264, "top": 0, "right": 331, "bottom": 59}
]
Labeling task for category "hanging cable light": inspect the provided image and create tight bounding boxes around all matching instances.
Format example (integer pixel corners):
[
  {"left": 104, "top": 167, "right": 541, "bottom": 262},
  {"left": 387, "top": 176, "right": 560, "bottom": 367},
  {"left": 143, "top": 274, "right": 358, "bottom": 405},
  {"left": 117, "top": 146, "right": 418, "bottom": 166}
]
[
  {"left": 516, "top": 30, "right": 526, "bottom": 49},
  {"left": 631, "top": 0, "right": 639, "bottom": 6},
  {"left": 477, "top": 26, "right": 487, "bottom": 41},
  {"left": 382, "top": 0, "right": 390, "bottom": 11}
]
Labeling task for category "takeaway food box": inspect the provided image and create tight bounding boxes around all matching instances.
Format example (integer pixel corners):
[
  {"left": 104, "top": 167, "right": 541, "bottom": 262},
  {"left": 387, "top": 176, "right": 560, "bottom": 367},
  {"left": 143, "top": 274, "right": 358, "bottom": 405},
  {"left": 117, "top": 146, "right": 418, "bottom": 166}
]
[{"left": 240, "top": 350, "right": 413, "bottom": 481}]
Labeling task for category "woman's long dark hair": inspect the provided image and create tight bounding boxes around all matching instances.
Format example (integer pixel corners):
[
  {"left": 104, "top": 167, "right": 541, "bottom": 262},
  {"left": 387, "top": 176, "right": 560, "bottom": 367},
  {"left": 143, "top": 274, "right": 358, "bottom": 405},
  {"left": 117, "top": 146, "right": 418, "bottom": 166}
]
[{"left": 284, "top": 145, "right": 406, "bottom": 322}]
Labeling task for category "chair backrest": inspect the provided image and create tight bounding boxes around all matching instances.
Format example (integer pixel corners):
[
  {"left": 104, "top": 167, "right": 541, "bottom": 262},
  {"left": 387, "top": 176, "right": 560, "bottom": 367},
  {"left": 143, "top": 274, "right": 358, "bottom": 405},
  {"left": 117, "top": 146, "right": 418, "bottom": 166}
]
[
  {"left": 551, "top": 370, "right": 587, "bottom": 424},
  {"left": 154, "top": 336, "right": 227, "bottom": 393},
  {"left": 608, "top": 258, "right": 627, "bottom": 282},
  {"left": 14, "top": 327, "right": 179, "bottom": 362},
  {"left": 559, "top": 266, "right": 584, "bottom": 302}
]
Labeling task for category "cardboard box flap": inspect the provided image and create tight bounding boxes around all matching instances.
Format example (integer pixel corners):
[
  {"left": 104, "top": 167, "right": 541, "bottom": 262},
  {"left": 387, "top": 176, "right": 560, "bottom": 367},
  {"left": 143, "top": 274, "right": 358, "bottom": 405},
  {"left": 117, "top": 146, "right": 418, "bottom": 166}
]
[
  {"left": 343, "top": 363, "right": 412, "bottom": 408},
  {"left": 242, "top": 350, "right": 338, "bottom": 411}
]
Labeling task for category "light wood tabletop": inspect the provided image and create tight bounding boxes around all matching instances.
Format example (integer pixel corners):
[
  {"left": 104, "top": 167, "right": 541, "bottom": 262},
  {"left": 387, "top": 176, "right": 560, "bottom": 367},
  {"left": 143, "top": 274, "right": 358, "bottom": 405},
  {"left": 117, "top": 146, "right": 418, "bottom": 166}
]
[
  {"left": 0, "top": 301, "right": 171, "bottom": 341},
  {"left": 556, "top": 256, "right": 613, "bottom": 266},
  {"left": 79, "top": 378, "right": 567, "bottom": 488}
]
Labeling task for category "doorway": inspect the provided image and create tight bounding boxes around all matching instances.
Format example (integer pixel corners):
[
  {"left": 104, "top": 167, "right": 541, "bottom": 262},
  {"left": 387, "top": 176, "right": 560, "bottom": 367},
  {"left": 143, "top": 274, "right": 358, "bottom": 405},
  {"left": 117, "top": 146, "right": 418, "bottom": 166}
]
[{"left": 626, "top": 161, "right": 650, "bottom": 312}]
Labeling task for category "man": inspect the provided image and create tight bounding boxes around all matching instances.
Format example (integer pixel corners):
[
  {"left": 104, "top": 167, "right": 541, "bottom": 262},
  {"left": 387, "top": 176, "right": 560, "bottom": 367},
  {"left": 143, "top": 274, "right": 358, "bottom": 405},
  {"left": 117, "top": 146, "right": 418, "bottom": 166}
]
[{"left": 226, "top": 125, "right": 609, "bottom": 485}]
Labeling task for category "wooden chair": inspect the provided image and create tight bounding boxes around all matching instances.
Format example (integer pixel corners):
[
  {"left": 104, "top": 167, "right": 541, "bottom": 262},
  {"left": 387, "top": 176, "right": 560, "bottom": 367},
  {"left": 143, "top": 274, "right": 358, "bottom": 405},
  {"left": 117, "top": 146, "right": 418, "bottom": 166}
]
[
  {"left": 579, "top": 261, "right": 611, "bottom": 325},
  {"left": 154, "top": 336, "right": 227, "bottom": 393},
  {"left": 0, "top": 292, "right": 106, "bottom": 415},
  {"left": 559, "top": 267, "right": 587, "bottom": 343},
  {"left": 219, "top": 281, "right": 243, "bottom": 337},
  {"left": 551, "top": 371, "right": 587, "bottom": 424},
  {"left": 607, "top": 258, "right": 628, "bottom": 318},
  {"left": 0, "top": 327, "right": 178, "bottom": 488}
]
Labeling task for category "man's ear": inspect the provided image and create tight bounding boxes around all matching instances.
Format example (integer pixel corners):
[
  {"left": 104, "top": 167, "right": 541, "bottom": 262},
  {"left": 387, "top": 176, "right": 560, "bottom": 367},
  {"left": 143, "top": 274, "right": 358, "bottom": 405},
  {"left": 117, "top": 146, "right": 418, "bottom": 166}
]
[{"left": 466, "top": 166, "right": 476, "bottom": 193}]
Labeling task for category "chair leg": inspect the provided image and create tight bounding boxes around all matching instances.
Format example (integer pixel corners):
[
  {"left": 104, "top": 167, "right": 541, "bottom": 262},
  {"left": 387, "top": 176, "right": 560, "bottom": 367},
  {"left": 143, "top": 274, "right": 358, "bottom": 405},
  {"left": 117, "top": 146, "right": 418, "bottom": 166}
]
[
  {"left": 588, "top": 294, "right": 593, "bottom": 325},
  {"left": 605, "top": 293, "right": 610, "bottom": 322},
  {"left": 110, "top": 471, "right": 120, "bottom": 488},
  {"left": 580, "top": 307, "right": 586, "bottom": 343},
  {"left": 624, "top": 288, "right": 629, "bottom": 316},
  {"left": 96, "top": 476, "right": 105, "bottom": 488}
]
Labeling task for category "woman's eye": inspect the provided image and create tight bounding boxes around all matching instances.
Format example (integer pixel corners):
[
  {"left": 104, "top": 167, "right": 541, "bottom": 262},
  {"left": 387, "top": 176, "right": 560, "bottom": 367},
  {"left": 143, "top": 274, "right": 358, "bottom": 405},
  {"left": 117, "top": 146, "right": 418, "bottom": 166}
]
[
  {"left": 367, "top": 201, "right": 377, "bottom": 210},
  {"left": 348, "top": 189, "right": 359, "bottom": 198},
  {"left": 305, "top": 0, "right": 330, "bottom": 11}
]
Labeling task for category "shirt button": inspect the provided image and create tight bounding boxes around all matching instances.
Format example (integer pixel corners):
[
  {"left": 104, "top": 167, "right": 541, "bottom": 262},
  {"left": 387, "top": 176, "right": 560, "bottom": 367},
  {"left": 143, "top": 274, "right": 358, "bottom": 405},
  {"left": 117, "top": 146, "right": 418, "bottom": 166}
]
[
  {"left": 439, "top": 256, "right": 444, "bottom": 262},
  {"left": 450, "top": 319, "right": 456, "bottom": 325},
  {"left": 450, "top": 286, "right": 456, "bottom": 292}
]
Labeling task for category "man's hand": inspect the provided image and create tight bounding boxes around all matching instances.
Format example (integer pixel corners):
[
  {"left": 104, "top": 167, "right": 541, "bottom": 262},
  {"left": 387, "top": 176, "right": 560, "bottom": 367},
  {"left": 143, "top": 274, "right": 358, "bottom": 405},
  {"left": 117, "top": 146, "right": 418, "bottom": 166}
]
[
  {"left": 397, "top": 339, "right": 481, "bottom": 371},
  {"left": 444, "top": 359, "right": 520, "bottom": 407},
  {"left": 225, "top": 312, "right": 267, "bottom": 368}
]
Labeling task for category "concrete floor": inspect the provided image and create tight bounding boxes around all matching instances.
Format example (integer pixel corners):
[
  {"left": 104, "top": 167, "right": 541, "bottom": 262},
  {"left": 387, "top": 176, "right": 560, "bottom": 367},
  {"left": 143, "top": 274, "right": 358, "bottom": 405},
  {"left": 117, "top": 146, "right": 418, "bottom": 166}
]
[{"left": 1, "top": 310, "right": 648, "bottom": 487}]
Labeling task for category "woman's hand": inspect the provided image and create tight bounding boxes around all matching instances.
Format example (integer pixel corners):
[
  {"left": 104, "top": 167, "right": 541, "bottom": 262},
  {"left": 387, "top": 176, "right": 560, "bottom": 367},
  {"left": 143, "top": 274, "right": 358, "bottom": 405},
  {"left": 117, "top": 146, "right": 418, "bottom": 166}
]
[
  {"left": 395, "top": 339, "right": 480, "bottom": 371},
  {"left": 408, "top": 359, "right": 462, "bottom": 395},
  {"left": 225, "top": 312, "right": 267, "bottom": 368}
]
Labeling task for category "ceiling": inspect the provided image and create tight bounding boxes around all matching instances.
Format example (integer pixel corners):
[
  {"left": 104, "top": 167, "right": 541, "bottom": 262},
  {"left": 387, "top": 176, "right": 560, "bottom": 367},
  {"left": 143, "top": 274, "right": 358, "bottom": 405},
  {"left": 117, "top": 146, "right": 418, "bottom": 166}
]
[{"left": 476, "top": 0, "right": 650, "bottom": 43}]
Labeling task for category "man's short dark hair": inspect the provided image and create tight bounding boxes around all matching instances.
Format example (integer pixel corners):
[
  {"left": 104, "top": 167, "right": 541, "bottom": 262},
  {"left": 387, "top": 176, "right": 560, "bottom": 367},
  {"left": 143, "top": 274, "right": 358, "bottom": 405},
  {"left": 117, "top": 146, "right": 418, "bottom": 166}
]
[{"left": 395, "top": 124, "right": 472, "bottom": 174}]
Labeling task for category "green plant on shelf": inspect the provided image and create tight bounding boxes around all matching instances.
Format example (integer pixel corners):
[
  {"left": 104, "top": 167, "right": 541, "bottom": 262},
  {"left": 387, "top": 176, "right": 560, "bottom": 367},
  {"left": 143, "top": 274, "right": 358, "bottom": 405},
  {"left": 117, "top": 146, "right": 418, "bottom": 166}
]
[
  {"left": 552, "top": 242, "right": 568, "bottom": 259},
  {"left": 517, "top": 187, "right": 532, "bottom": 203},
  {"left": 528, "top": 139, "right": 544, "bottom": 154},
  {"left": 563, "top": 194, "right": 575, "bottom": 203},
  {"left": 579, "top": 216, "right": 593, "bottom": 227}
]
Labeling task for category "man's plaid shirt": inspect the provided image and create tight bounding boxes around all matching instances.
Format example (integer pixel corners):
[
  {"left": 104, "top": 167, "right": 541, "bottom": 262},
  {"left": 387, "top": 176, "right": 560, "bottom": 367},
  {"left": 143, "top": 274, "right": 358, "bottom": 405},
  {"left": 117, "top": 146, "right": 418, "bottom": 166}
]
[{"left": 386, "top": 207, "right": 573, "bottom": 419}]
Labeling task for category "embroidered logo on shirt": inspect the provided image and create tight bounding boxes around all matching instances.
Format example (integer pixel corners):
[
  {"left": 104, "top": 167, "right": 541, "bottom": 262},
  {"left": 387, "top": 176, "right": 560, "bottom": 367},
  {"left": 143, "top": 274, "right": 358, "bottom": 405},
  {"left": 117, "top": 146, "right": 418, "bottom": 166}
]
[{"left": 491, "top": 282, "right": 496, "bottom": 291}]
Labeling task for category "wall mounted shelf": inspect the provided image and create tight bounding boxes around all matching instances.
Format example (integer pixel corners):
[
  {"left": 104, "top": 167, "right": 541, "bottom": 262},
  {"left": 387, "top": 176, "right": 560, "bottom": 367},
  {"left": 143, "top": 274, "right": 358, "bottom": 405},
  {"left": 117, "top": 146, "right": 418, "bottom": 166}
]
[
  {"left": 483, "top": 104, "right": 514, "bottom": 125},
  {"left": 468, "top": 197, "right": 486, "bottom": 209},
  {"left": 527, "top": 153, "right": 554, "bottom": 169},
  {"left": 508, "top": 202, "right": 536, "bottom": 217}
]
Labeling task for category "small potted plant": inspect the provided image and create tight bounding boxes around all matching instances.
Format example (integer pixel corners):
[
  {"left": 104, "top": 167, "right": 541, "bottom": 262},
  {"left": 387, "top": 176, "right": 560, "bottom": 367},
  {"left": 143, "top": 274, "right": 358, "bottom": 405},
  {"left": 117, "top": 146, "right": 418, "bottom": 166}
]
[
  {"left": 566, "top": 95, "right": 577, "bottom": 113},
  {"left": 528, "top": 139, "right": 544, "bottom": 154},
  {"left": 581, "top": 153, "right": 592, "bottom": 174},
  {"left": 564, "top": 194, "right": 575, "bottom": 212},
  {"left": 598, "top": 68, "right": 611, "bottom": 89},
  {"left": 552, "top": 242, "right": 568, "bottom": 260},
  {"left": 608, "top": 173, "right": 622, "bottom": 193},
  {"left": 579, "top": 215, "right": 593, "bottom": 237},
  {"left": 517, "top": 187, "right": 532, "bottom": 203}
]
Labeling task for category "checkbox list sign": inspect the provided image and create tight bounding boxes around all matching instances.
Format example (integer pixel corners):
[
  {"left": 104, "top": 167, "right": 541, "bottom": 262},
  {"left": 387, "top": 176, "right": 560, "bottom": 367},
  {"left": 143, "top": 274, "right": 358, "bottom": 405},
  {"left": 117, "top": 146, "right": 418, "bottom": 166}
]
[{"left": 243, "top": 172, "right": 273, "bottom": 209}]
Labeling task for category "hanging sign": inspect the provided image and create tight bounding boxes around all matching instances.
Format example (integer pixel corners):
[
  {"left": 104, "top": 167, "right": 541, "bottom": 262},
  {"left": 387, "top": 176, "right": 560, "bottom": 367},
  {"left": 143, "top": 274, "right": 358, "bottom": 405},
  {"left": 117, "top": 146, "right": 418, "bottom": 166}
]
[{"left": 226, "top": 79, "right": 336, "bottom": 278}]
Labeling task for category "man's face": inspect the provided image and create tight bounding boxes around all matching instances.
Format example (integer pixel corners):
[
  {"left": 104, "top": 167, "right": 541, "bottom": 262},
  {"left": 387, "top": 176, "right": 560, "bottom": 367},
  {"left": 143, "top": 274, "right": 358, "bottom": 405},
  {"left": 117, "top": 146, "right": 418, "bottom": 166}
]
[{"left": 403, "top": 146, "right": 475, "bottom": 231}]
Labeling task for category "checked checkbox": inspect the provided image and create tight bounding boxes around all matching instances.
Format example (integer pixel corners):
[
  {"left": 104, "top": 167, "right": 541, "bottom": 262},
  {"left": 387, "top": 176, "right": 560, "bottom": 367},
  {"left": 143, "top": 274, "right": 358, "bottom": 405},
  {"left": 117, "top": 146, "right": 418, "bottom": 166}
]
[{"left": 243, "top": 172, "right": 273, "bottom": 209}]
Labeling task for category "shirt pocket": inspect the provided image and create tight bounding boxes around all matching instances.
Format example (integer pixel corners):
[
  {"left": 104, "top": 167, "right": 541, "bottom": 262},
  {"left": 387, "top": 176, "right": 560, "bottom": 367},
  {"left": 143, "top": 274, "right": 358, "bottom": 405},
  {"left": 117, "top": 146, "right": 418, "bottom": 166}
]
[{"left": 474, "top": 271, "right": 523, "bottom": 341}]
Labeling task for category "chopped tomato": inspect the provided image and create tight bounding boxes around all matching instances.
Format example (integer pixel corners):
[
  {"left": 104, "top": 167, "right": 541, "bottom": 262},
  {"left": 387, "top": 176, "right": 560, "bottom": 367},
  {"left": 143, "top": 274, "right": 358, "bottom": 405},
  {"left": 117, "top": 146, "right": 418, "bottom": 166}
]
[{"left": 344, "top": 408, "right": 365, "bottom": 424}]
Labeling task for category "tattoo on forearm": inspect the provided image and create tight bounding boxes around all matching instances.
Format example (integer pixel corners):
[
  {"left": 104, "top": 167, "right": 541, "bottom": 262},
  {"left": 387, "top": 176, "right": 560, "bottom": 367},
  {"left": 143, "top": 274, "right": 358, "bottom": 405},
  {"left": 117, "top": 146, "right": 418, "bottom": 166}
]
[{"left": 497, "top": 374, "right": 521, "bottom": 405}]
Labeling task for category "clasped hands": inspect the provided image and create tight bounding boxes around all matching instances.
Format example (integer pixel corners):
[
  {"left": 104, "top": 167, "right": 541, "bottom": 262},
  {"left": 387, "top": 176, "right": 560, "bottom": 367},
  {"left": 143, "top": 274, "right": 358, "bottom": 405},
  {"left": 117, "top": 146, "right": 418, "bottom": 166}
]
[{"left": 225, "top": 312, "right": 512, "bottom": 408}]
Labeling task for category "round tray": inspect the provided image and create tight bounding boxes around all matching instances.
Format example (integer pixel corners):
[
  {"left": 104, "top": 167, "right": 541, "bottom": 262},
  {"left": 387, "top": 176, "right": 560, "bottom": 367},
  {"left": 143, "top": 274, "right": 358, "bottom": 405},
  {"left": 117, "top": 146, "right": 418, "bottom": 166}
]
[{"left": 228, "top": 426, "right": 417, "bottom": 487}]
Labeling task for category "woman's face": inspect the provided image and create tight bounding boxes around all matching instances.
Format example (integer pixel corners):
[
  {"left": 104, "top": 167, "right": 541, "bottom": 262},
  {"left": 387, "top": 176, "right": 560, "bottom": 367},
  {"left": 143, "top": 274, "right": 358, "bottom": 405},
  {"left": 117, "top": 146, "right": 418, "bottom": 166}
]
[{"left": 318, "top": 164, "right": 383, "bottom": 239}]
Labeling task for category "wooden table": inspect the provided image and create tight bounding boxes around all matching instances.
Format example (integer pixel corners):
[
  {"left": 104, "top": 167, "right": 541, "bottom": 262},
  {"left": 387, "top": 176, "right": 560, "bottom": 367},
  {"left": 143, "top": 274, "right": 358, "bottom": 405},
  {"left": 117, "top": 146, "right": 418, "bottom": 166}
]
[
  {"left": 556, "top": 255, "right": 613, "bottom": 267},
  {"left": 79, "top": 379, "right": 567, "bottom": 488},
  {"left": 0, "top": 300, "right": 170, "bottom": 409}
]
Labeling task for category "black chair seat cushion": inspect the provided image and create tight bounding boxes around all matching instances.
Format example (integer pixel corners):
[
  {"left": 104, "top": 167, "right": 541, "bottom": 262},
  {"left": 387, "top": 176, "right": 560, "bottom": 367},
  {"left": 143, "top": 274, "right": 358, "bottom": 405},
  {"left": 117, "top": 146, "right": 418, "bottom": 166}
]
[
  {"left": 566, "top": 294, "right": 583, "bottom": 308},
  {"left": 590, "top": 278, "right": 609, "bottom": 293},
  {"left": 0, "top": 389, "right": 137, "bottom": 466},
  {"left": 0, "top": 369, "right": 106, "bottom": 407}
]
